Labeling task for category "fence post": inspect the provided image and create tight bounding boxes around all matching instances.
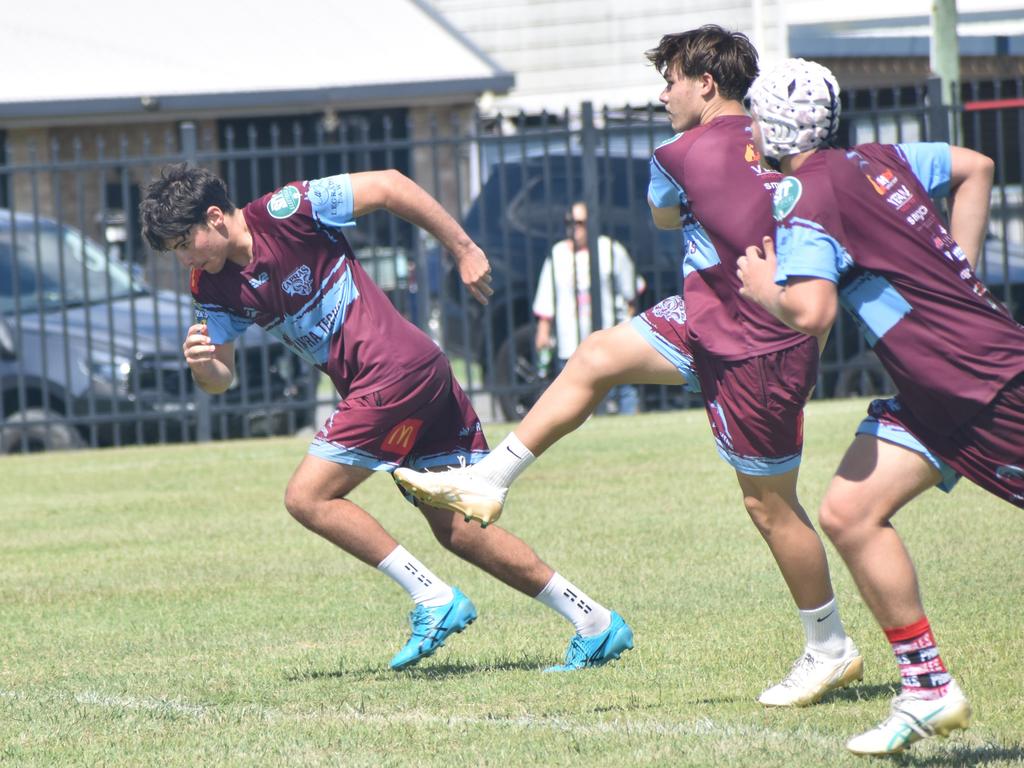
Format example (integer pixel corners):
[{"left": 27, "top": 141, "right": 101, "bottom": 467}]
[
  {"left": 180, "top": 121, "right": 213, "bottom": 443},
  {"left": 925, "top": 77, "right": 951, "bottom": 144},
  {"left": 579, "top": 102, "right": 604, "bottom": 339}
]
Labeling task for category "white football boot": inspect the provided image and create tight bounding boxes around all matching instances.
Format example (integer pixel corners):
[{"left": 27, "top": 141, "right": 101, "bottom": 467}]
[
  {"left": 846, "top": 680, "right": 971, "bottom": 756},
  {"left": 758, "top": 637, "right": 864, "bottom": 707},
  {"left": 394, "top": 464, "right": 507, "bottom": 527}
]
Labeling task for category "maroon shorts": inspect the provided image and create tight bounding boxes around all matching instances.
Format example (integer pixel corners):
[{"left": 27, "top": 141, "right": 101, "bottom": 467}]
[
  {"left": 864, "top": 376, "right": 1024, "bottom": 507},
  {"left": 691, "top": 337, "right": 819, "bottom": 477},
  {"left": 635, "top": 297, "right": 818, "bottom": 476},
  {"left": 308, "top": 354, "right": 488, "bottom": 473}
]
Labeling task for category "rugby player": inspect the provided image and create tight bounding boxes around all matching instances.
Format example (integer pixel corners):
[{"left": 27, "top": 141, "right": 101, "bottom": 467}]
[
  {"left": 739, "top": 57, "right": 1019, "bottom": 754},
  {"left": 397, "top": 26, "right": 862, "bottom": 707},
  {"left": 139, "top": 164, "right": 633, "bottom": 672}
]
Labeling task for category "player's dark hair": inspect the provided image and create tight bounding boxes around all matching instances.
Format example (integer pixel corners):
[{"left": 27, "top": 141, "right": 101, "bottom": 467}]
[
  {"left": 646, "top": 25, "right": 759, "bottom": 102},
  {"left": 139, "top": 163, "right": 236, "bottom": 251}
]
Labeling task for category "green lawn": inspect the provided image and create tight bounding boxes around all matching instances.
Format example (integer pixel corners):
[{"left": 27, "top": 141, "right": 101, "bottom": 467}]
[{"left": 1, "top": 399, "right": 1021, "bottom": 767}]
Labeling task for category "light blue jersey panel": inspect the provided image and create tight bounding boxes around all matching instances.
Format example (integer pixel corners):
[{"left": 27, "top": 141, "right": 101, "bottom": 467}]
[
  {"left": 307, "top": 174, "right": 358, "bottom": 229},
  {"left": 263, "top": 257, "right": 359, "bottom": 366},
  {"left": 774, "top": 218, "right": 852, "bottom": 285},
  {"left": 196, "top": 303, "right": 252, "bottom": 345},
  {"left": 649, "top": 150, "right": 722, "bottom": 277},
  {"left": 896, "top": 143, "right": 951, "bottom": 198},
  {"left": 681, "top": 223, "right": 720, "bottom": 277},
  {"left": 838, "top": 272, "right": 913, "bottom": 347},
  {"left": 648, "top": 154, "right": 682, "bottom": 208}
]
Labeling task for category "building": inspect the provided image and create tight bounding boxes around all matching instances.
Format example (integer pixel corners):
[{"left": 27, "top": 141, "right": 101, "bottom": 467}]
[
  {"left": 0, "top": 0, "right": 513, "bottom": 245},
  {"left": 428, "top": 0, "right": 1024, "bottom": 113}
]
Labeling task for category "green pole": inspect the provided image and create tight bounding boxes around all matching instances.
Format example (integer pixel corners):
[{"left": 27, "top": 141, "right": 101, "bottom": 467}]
[{"left": 930, "top": 0, "right": 961, "bottom": 139}]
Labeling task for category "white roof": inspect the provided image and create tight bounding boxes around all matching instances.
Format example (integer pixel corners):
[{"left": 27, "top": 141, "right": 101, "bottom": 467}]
[
  {"left": 428, "top": 0, "right": 1024, "bottom": 114},
  {"left": 1, "top": 0, "right": 512, "bottom": 121}
]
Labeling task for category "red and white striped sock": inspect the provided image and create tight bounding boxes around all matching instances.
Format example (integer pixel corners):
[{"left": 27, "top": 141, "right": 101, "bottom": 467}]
[{"left": 884, "top": 616, "right": 952, "bottom": 700}]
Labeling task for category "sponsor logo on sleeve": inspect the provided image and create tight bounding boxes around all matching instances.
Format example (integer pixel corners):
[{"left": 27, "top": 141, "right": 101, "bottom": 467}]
[
  {"left": 772, "top": 177, "right": 802, "bottom": 221},
  {"left": 267, "top": 186, "right": 302, "bottom": 219},
  {"left": 282, "top": 264, "right": 313, "bottom": 296}
]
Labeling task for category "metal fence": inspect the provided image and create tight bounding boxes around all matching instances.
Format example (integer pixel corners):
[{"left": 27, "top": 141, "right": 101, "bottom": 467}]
[{"left": 1, "top": 79, "right": 1022, "bottom": 453}]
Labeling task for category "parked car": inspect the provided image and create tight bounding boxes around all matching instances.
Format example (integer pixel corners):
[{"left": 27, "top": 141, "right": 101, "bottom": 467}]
[
  {"left": 0, "top": 210, "right": 315, "bottom": 452},
  {"left": 430, "top": 152, "right": 686, "bottom": 419}
]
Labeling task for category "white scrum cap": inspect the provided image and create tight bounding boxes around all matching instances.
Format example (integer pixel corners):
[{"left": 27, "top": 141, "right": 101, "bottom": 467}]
[{"left": 746, "top": 58, "right": 841, "bottom": 160}]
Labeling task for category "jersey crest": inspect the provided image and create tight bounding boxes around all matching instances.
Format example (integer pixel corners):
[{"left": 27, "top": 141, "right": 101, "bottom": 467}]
[
  {"left": 267, "top": 186, "right": 302, "bottom": 219},
  {"left": 282, "top": 264, "right": 313, "bottom": 296},
  {"left": 772, "top": 177, "right": 803, "bottom": 221}
]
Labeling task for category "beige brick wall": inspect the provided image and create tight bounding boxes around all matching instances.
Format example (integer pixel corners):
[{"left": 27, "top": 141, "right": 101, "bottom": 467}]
[
  {"left": 409, "top": 104, "right": 478, "bottom": 218},
  {"left": 5, "top": 121, "right": 217, "bottom": 245}
]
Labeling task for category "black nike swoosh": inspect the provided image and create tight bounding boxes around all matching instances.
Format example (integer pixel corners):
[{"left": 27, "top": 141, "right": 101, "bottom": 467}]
[{"left": 816, "top": 610, "right": 835, "bottom": 623}]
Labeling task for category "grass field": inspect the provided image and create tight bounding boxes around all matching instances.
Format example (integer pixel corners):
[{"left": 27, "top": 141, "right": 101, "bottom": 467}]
[{"left": 2, "top": 398, "right": 1022, "bottom": 767}]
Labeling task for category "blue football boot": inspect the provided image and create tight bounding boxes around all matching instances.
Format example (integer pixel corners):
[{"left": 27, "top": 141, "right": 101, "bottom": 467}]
[
  {"left": 389, "top": 587, "right": 477, "bottom": 670},
  {"left": 545, "top": 611, "right": 634, "bottom": 672}
]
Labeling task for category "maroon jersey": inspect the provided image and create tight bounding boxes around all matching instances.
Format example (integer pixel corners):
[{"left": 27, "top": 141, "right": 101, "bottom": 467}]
[
  {"left": 649, "top": 115, "right": 805, "bottom": 359},
  {"left": 192, "top": 175, "right": 441, "bottom": 400},
  {"left": 773, "top": 143, "right": 1024, "bottom": 431}
]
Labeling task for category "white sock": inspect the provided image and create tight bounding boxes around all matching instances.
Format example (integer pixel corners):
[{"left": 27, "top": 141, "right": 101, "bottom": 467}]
[
  {"left": 377, "top": 545, "right": 454, "bottom": 607},
  {"left": 474, "top": 432, "right": 535, "bottom": 487},
  {"left": 535, "top": 572, "right": 611, "bottom": 637},
  {"left": 800, "top": 597, "right": 848, "bottom": 658}
]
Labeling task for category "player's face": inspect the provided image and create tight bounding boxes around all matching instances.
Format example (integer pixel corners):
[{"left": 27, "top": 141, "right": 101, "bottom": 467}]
[
  {"left": 659, "top": 65, "right": 705, "bottom": 132},
  {"left": 167, "top": 208, "right": 231, "bottom": 273}
]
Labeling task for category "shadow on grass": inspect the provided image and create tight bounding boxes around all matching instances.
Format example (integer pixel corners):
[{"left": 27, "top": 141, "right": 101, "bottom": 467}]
[
  {"left": 890, "top": 742, "right": 1024, "bottom": 766},
  {"left": 282, "top": 657, "right": 549, "bottom": 682},
  {"left": 825, "top": 681, "right": 900, "bottom": 704},
  {"left": 685, "top": 682, "right": 897, "bottom": 707}
]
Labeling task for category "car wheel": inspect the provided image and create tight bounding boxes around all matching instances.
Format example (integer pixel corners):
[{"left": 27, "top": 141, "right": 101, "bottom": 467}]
[
  {"left": 0, "top": 408, "right": 85, "bottom": 453},
  {"left": 494, "top": 324, "right": 548, "bottom": 421}
]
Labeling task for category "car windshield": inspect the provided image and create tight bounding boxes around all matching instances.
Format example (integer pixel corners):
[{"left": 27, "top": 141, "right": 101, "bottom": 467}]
[{"left": 0, "top": 222, "right": 142, "bottom": 314}]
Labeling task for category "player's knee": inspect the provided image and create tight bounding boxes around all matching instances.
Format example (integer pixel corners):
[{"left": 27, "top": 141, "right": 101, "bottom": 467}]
[
  {"left": 284, "top": 482, "right": 317, "bottom": 527},
  {"left": 818, "top": 491, "right": 863, "bottom": 545},
  {"left": 742, "top": 494, "right": 776, "bottom": 536}
]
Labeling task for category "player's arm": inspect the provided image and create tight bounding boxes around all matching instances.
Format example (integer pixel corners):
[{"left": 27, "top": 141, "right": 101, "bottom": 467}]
[
  {"left": 183, "top": 322, "right": 235, "bottom": 394},
  {"left": 947, "top": 146, "right": 995, "bottom": 269},
  {"left": 648, "top": 199, "right": 681, "bottom": 230},
  {"left": 647, "top": 155, "right": 682, "bottom": 230},
  {"left": 348, "top": 170, "right": 492, "bottom": 305},
  {"left": 737, "top": 236, "right": 837, "bottom": 337}
]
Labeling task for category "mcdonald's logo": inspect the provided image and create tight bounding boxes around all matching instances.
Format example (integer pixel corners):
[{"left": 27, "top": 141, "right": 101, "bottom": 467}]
[{"left": 382, "top": 418, "right": 423, "bottom": 453}]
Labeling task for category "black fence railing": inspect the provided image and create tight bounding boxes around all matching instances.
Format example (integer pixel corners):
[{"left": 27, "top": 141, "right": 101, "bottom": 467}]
[{"left": 1, "top": 80, "right": 1021, "bottom": 453}]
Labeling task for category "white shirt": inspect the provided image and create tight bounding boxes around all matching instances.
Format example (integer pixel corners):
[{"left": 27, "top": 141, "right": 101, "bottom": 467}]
[{"left": 532, "top": 235, "right": 636, "bottom": 361}]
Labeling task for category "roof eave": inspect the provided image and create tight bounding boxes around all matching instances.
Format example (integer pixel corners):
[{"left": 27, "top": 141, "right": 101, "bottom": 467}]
[{"left": 0, "top": 74, "right": 515, "bottom": 127}]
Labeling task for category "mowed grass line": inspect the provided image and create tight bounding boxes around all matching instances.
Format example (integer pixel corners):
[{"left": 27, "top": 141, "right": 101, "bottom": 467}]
[{"left": 1, "top": 398, "right": 1022, "bottom": 767}]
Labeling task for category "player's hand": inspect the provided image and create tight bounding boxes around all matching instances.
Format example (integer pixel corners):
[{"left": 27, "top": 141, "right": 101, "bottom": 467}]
[
  {"left": 456, "top": 244, "right": 494, "bottom": 305},
  {"left": 182, "top": 322, "right": 216, "bottom": 365},
  {"left": 737, "top": 235, "right": 778, "bottom": 305}
]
